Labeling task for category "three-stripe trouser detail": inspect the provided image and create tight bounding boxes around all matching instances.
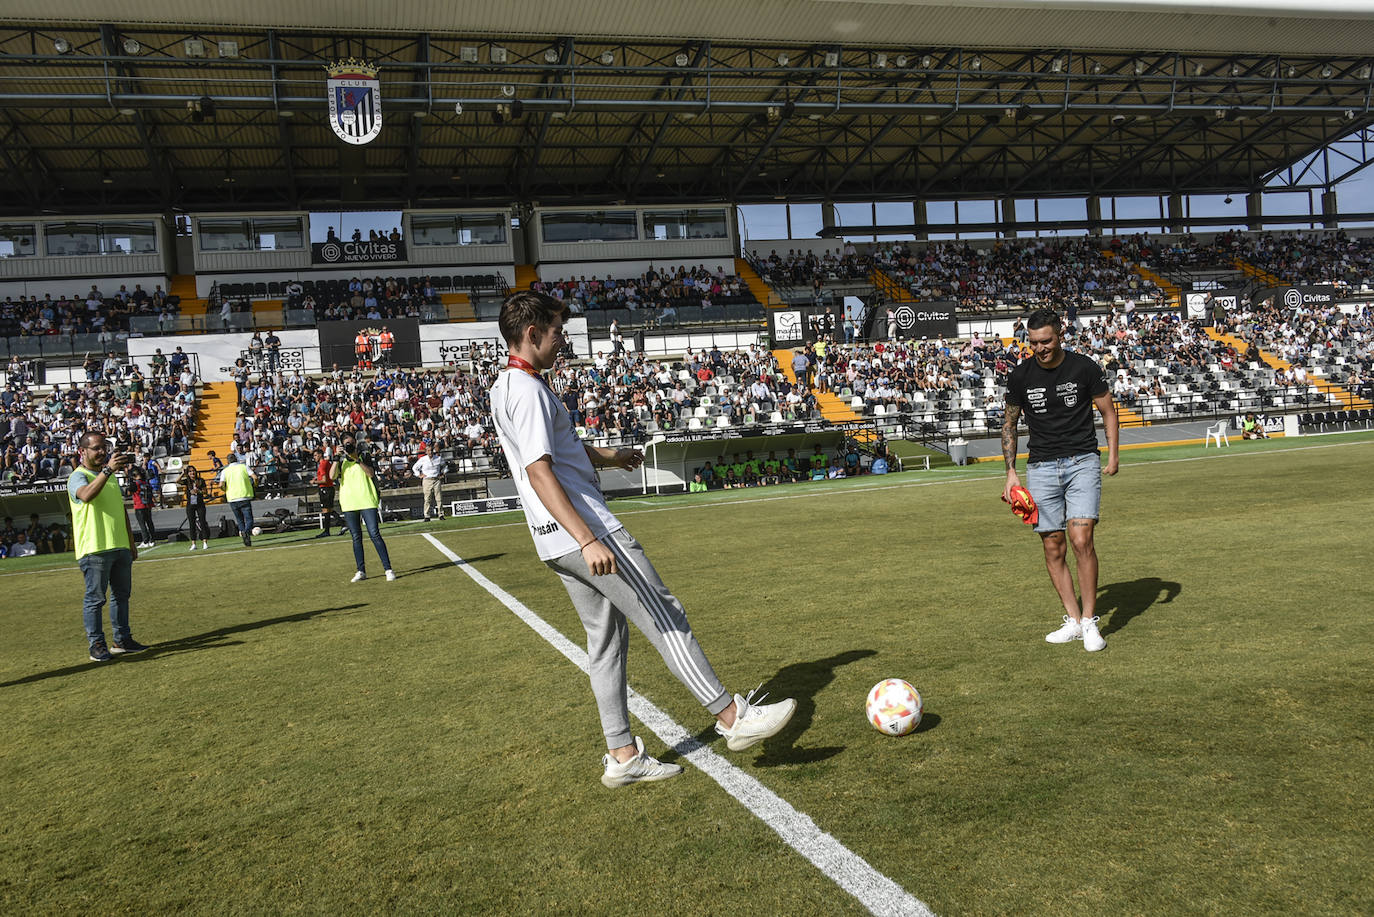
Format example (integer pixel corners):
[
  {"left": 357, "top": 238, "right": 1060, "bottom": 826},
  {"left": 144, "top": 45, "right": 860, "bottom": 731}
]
[{"left": 548, "top": 528, "right": 731, "bottom": 749}]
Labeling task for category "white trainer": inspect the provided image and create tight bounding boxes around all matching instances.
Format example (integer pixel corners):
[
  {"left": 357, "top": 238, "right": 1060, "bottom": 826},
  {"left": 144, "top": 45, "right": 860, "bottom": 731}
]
[
  {"left": 600, "top": 736, "right": 683, "bottom": 788},
  {"left": 385, "top": 569, "right": 396, "bottom": 582},
  {"left": 350, "top": 571, "right": 366, "bottom": 583},
  {"left": 1081, "top": 616, "right": 1106, "bottom": 652},
  {"left": 201, "top": 541, "right": 209, "bottom": 550},
  {"left": 1045, "top": 615, "right": 1082, "bottom": 644},
  {"left": 715, "top": 685, "right": 797, "bottom": 751},
  {"left": 188, "top": 543, "right": 197, "bottom": 552}
]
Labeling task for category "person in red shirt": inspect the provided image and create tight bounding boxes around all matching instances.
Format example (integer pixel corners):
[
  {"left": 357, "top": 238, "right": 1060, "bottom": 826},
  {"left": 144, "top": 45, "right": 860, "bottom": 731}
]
[
  {"left": 313, "top": 447, "right": 340, "bottom": 537},
  {"left": 129, "top": 468, "right": 157, "bottom": 548}
]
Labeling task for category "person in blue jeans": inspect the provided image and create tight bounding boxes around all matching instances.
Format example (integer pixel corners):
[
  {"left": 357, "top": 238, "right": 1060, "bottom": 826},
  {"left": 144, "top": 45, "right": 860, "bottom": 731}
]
[
  {"left": 1001, "top": 309, "right": 1119, "bottom": 652},
  {"left": 67, "top": 432, "right": 150, "bottom": 661},
  {"left": 331, "top": 436, "right": 395, "bottom": 583}
]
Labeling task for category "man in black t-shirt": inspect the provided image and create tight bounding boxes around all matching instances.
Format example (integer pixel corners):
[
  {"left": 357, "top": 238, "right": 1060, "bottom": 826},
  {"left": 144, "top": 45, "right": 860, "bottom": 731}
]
[{"left": 1002, "top": 309, "right": 1119, "bottom": 653}]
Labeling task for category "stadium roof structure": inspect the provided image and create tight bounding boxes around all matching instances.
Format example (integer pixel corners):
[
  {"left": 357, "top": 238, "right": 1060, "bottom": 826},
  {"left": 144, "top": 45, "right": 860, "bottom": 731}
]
[{"left": 1, "top": 1, "right": 1373, "bottom": 217}]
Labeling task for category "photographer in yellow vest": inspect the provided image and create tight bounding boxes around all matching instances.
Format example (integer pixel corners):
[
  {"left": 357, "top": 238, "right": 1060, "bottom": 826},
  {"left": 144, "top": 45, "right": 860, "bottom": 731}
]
[
  {"left": 68, "top": 432, "right": 148, "bottom": 662},
  {"left": 331, "top": 435, "right": 395, "bottom": 583}
]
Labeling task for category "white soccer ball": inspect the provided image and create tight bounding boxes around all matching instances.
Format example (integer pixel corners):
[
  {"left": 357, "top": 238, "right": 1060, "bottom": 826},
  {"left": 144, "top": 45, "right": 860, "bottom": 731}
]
[
  {"left": 250, "top": 526, "right": 262, "bottom": 536},
  {"left": 865, "top": 678, "right": 923, "bottom": 736}
]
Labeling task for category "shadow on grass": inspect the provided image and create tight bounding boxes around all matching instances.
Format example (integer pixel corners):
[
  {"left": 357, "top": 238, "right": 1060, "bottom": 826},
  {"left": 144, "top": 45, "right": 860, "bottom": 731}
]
[
  {"left": 0, "top": 603, "right": 370, "bottom": 689},
  {"left": 661, "top": 649, "right": 876, "bottom": 768},
  {"left": 406, "top": 552, "right": 505, "bottom": 577},
  {"left": 1096, "top": 577, "right": 1181, "bottom": 636}
]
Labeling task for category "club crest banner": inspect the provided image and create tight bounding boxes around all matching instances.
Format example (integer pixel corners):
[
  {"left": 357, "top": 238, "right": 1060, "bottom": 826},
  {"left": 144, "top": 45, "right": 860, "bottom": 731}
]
[{"left": 326, "top": 59, "right": 382, "bottom": 145}]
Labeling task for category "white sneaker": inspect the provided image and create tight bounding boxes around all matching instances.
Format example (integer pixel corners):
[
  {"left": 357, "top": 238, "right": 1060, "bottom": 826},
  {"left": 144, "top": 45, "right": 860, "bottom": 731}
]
[
  {"left": 188, "top": 543, "right": 197, "bottom": 551},
  {"left": 1045, "top": 615, "right": 1082, "bottom": 644},
  {"left": 1081, "top": 616, "right": 1106, "bottom": 652},
  {"left": 385, "top": 569, "right": 396, "bottom": 582},
  {"left": 715, "top": 686, "right": 797, "bottom": 751},
  {"left": 350, "top": 571, "right": 366, "bottom": 583},
  {"left": 600, "top": 736, "right": 683, "bottom": 788},
  {"left": 201, "top": 541, "right": 209, "bottom": 550}
]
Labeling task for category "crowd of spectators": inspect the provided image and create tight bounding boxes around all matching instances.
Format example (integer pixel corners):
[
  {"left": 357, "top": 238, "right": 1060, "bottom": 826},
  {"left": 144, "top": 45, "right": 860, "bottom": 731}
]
[
  {"left": 747, "top": 244, "right": 872, "bottom": 292},
  {"left": 531, "top": 264, "right": 756, "bottom": 318},
  {"left": 0, "top": 513, "right": 69, "bottom": 559},
  {"left": 869, "top": 237, "right": 1160, "bottom": 313},
  {"left": 225, "top": 355, "right": 505, "bottom": 493},
  {"left": 1, "top": 351, "right": 199, "bottom": 493},
  {"left": 0, "top": 283, "right": 180, "bottom": 339},
  {"left": 277, "top": 275, "right": 440, "bottom": 323}
]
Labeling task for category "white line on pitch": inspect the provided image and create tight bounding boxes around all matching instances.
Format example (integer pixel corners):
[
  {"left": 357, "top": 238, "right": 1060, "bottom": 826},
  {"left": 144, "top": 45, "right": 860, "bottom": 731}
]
[{"left": 421, "top": 531, "right": 934, "bottom": 917}]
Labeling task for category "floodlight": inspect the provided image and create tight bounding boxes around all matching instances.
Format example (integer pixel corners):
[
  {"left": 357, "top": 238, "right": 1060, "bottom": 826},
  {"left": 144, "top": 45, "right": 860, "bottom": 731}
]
[
  {"left": 122, "top": 38, "right": 141, "bottom": 55},
  {"left": 1051, "top": 57, "right": 1064, "bottom": 73},
  {"left": 970, "top": 56, "right": 981, "bottom": 70},
  {"left": 53, "top": 38, "right": 71, "bottom": 54},
  {"left": 895, "top": 56, "right": 908, "bottom": 68},
  {"left": 776, "top": 52, "right": 789, "bottom": 67},
  {"left": 874, "top": 53, "right": 887, "bottom": 69},
  {"left": 675, "top": 52, "right": 689, "bottom": 67},
  {"left": 600, "top": 51, "right": 614, "bottom": 65},
  {"left": 920, "top": 55, "right": 933, "bottom": 69},
  {"left": 544, "top": 48, "right": 559, "bottom": 64},
  {"left": 490, "top": 46, "right": 508, "bottom": 64},
  {"left": 1321, "top": 64, "right": 1334, "bottom": 78},
  {"left": 824, "top": 51, "right": 839, "bottom": 68},
  {"left": 460, "top": 46, "right": 479, "bottom": 63}
]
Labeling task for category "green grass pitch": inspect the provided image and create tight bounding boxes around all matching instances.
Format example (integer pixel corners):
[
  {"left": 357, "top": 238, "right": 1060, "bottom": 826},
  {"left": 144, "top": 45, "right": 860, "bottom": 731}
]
[{"left": 2, "top": 432, "right": 1372, "bottom": 916}]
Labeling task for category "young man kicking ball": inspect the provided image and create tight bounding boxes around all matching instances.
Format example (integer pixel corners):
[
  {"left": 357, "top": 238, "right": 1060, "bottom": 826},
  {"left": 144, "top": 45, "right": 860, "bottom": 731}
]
[{"left": 490, "top": 291, "right": 796, "bottom": 787}]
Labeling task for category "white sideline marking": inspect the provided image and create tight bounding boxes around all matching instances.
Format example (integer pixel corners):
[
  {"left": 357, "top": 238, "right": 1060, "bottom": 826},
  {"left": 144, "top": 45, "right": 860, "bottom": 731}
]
[{"left": 421, "top": 532, "right": 934, "bottom": 917}]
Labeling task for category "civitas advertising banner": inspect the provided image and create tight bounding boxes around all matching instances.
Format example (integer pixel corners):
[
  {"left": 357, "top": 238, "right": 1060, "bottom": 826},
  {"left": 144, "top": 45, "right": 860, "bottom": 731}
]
[
  {"left": 1252, "top": 284, "right": 1339, "bottom": 312},
  {"left": 889, "top": 301, "right": 958, "bottom": 340},
  {"left": 311, "top": 239, "right": 407, "bottom": 265}
]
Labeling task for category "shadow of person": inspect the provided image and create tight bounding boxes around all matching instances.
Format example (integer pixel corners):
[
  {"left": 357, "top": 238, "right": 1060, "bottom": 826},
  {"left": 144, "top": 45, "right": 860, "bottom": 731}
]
[
  {"left": 748, "top": 648, "right": 878, "bottom": 767},
  {"left": 402, "top": 553, "right": 504, "bottom": 578},
  {"left": 1096, "top": 577, "right": 1181, "bottom": 636},
  {"left": 0, "top": 602, "right": 370, "bottom": 689}
]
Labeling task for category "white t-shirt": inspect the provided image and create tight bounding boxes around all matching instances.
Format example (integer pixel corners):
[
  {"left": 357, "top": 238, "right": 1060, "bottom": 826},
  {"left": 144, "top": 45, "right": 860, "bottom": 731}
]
[
  {"left": 412, "top": 454, "right": 444, "bottom": 479},
  {"left": 489, "top": 368, "right": 621, "bottom": 560}
]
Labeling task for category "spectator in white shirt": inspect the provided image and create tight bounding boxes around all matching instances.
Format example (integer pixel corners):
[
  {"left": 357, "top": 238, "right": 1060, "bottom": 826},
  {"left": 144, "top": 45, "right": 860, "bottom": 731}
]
[{"left": 411, "top": 446, "right": 445, "bottom": 520}]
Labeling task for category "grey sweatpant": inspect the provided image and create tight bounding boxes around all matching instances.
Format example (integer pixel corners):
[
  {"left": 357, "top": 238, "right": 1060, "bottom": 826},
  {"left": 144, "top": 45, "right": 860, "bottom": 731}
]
[{"left": 547, "top": 528, "right": 731, "bottom": 749}]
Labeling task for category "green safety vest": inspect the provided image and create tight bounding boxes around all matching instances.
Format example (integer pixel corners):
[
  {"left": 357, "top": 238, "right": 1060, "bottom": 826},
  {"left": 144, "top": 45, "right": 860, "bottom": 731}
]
[
  {"left": 222, "top": 463, "right": 255, "bottom": 501},
  {"left": 70, "top": 468, "right": 130, "bottom": 560},
  {"left": 338, "top": 459, "right": 380, "bottom": 512}
]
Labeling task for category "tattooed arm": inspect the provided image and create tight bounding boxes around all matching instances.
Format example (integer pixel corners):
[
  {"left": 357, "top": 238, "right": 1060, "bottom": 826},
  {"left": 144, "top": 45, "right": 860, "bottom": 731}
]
[{"left": 1001, "top": 404, "right": 1023, "bottom": 502}]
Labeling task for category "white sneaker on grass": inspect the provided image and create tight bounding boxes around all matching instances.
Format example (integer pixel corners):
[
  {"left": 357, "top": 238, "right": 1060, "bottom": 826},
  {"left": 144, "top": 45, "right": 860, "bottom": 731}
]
[
  {"left": 1045, "top": 616, "right": 1082, "bottom": 644},
  {"left": 715, "top": 686, "right": 797, "bottom": 751},
  {"left": 188, "top": 543, "right": 197, "bottom": 552},
  {"left": 600, "top": 736, "right": 683, "bottom": 788},
  {"left": 350, "top": 571, "right": 366, "bottom": 583},
  {"left": 385, "top": 569, "right": 396, "bottom": 582},
  {"left": 201, "top": 541, "right": 209, "bottom": 550},
  {"left": 1081, "top": 616, "right": 1106, "bottom": 652}
]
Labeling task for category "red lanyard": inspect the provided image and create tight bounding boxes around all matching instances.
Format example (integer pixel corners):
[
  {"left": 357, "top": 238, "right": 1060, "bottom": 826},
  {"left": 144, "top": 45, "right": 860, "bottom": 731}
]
[{"left": 507, "top": 356, "right": 549, "bottom": 387}]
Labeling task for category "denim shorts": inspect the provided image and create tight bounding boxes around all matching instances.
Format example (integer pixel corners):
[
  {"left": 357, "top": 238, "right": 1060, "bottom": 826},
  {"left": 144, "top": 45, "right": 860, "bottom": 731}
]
[{"left": 1025, "top": 452, "right": 1102, "bottom": 533}]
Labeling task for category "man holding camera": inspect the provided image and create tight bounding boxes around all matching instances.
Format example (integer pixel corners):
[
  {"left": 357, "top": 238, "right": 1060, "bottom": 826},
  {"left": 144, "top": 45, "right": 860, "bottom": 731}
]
[
  {"left": 68, "top": 432, "right": 148, "bottom": 662},
  {"left": 331, "top": 436, "right": 395, "bottom": 582}
]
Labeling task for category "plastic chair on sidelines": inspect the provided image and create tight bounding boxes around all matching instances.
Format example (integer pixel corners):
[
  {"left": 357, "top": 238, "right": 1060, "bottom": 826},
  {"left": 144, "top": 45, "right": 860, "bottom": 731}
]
[{"left": 1205, "top": 420, "right": 1229, "bottom": 448}]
